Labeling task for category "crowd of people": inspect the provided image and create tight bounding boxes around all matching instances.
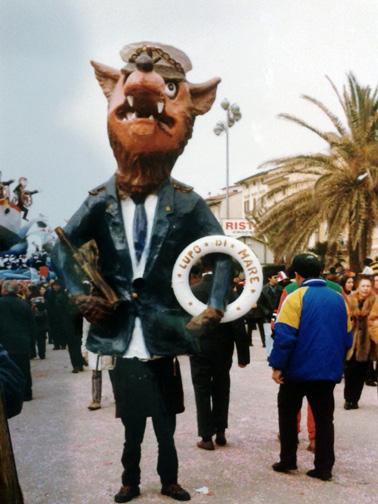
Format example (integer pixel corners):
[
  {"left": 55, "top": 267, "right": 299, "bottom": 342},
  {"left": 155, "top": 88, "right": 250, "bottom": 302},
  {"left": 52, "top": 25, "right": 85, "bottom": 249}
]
[
  {"left": 0, "top": 253, "right": 377, "bottom": 502},
  {"left": 240, "top": 255, "right": 378, "bottom": 481},
  {"left": 0, "top": 255, "right": 29, "bottom": 271},
  {"left": 245, "top": 257, "right": 378, "bottom": 399},
  {"left": 0, "top": 251, "right": 50, "bottom": 271},
  {"left": 0, "top": 279, "right": 86, "bottom": 402}
]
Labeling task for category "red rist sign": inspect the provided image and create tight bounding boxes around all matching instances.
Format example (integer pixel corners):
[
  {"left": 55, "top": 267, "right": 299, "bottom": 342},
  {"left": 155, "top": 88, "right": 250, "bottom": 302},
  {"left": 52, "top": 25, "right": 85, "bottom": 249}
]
[{"left": 222, "top": 219, "right": 255, "bottom": 236}]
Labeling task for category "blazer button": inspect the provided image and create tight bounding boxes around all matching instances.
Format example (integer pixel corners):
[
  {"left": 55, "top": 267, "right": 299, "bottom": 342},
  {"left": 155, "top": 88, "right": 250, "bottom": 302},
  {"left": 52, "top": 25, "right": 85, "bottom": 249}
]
[{"left": 132, "top": 292, "right": 139, "bottom": 300}]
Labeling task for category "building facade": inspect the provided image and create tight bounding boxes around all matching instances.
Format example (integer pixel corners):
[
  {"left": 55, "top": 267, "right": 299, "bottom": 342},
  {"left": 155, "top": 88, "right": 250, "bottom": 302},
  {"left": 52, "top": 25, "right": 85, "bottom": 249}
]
[
  {"left": 205, "top": 184, "right": 274, "bottom": 265},
  {"left": 205, "top": 168, "right": 378, "bottom": 267}
]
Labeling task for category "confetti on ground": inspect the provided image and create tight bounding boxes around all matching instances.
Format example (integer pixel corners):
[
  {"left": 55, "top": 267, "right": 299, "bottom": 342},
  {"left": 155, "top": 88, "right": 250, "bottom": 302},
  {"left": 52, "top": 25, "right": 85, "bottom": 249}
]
[{"left": 195, "top": 486, "right": 214, "bottom": 495}]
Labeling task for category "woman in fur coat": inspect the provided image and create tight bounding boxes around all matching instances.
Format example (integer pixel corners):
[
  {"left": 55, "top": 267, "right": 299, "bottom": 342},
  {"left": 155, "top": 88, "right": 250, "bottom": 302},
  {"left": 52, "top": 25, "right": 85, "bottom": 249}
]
[{"left": 344, "top": 276, "right": 378, "bottom": 409}]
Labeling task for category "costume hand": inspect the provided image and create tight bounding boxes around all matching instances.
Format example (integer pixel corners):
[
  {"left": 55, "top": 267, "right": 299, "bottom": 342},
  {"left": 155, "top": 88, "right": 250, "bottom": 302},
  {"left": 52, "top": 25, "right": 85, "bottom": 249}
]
[
  {"left": 72, "top": 294, "right": 114, "bottom": 325},
  {"left": 272, "top": 369, "right": 284, "bottom": 384},
  {"left": 186, "top": 306, "right": 224, "bottom": 331}
]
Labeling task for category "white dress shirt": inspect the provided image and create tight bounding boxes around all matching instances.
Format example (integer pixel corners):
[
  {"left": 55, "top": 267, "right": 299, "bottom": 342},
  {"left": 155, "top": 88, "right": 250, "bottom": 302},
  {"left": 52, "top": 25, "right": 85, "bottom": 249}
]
[{"left": 120, "top": 194, "right": 158, "bottom": 359}]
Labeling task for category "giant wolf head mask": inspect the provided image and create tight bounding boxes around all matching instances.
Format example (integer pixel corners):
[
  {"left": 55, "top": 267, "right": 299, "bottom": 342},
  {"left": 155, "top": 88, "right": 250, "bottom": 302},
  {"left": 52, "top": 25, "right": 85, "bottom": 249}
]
[{"left": 91, "top": 42, "right": 220, "bottom": 193}]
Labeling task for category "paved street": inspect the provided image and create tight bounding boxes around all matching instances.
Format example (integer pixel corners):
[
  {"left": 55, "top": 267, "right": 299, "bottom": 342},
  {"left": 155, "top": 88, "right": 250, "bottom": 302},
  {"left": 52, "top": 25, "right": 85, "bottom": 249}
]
[{"left": 9, "top": 336, "right": 378, "bottom": 504}]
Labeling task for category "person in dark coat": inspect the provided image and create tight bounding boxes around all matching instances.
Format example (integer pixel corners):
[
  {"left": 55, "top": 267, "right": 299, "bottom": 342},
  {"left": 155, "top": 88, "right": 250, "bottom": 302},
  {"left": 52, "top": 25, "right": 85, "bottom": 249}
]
[
  {"left": 0, "top": 280, "right": 34, "bottom": 401},
  {"left": 258, "top": 273, "right": 279, "bottom": 356},
  {"left": 65, "top": 299, "right": 86, "bottom": 373},
  {"left": 0, "top": 343, "right": 25, "bottom": 504},
  {"left": 190, "top": 256, "right": 250, "bottom": 450},
  {"left": 43, "top": 283, "right": 55, "bottom": 344},
  {"left": 45, "top": 281, "right": 68, "bottom": 350},
  {"left": 29, "top": 285, "right": 49, "bottom": 360},
  {"left": 244, "top": 305, "right": 266, "bottom": 347},
  {"left": 46, "top": 281, "right": 85, "bottom": 372}
]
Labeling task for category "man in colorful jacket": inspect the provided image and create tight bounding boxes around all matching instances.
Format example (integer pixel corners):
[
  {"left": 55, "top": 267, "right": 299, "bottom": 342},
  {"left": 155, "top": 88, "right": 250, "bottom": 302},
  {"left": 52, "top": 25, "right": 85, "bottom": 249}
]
[{"left": 269, "top": 253, "right": 352, "bottom": 481}]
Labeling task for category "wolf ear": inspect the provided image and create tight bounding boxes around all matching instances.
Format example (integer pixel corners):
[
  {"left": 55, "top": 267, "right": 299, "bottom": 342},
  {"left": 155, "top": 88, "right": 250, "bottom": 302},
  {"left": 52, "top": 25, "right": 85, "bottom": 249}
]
[
  {"left": 189, "top": 78, "right": 221, "bottom": 116},
  {"left": 90, "top": 61, "right": 121, "bottom": 100}
]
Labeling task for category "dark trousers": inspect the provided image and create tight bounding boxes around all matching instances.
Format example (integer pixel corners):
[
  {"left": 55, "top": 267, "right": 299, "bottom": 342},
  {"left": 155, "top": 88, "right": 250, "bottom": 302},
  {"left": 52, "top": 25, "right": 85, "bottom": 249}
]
[
  {"left": 344, "top": 359, "right": 369, "bottom": 403},
  {"left": 365, "top": 361, "right": 377, "bottom": 383},
  {"left": 121, "top": 413, "right": 178, "bottom": 487},
  {"left": 35, "top": 331, "right": 46, "bottom": 359},
  {"left": 67, "top": 334, "right": 84, "bottom": 370},
  {"left": 246, "top": 319, "right": 265, "bottom": 346},
  {"left": 277, "top": 381, "right": 336, "bottom": 472},
  {"left": 29, "top": 332, "right": 36, "bottom": 358},
  {"left": 190, "top": 338, "right": 233, "bottom": 439},
  {"left": 51, "top": 325, "right": 66, "bottom": 349},
  {"left": 115, "top": 358, "right": 181, "bottom": 487},
  {"left": 8, "top": 353, "right": 32, "bottom": 401}
]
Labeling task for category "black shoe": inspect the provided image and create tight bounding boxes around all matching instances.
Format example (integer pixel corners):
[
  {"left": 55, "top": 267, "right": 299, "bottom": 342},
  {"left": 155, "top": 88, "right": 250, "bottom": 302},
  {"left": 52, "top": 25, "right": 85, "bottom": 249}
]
[
  {"left": 72, "top": 368, "right": 80, "bottom": 374},
  {"left": 215, "top": 431, "right": 227, "bottom": 446},
  {"left": 272, "top": 461, "right": 297, "bottom": 473},
  {"left": 365, "top": 379, "right": 377, "bottom": 387},
  {"left": 197, "top": 439, "right": 215, "bottom": 450},
  {"left": 161, "top": 483, "right": 191, "bottom": 501},
  {"left": 114, "top": 485, "right": 140, "bottom": 503},
  {"left": 306, "top": 469, "right": 332, "bottom": 481},
  {"left": 344, "top": 401, "right": 358, "bottom": 410}
]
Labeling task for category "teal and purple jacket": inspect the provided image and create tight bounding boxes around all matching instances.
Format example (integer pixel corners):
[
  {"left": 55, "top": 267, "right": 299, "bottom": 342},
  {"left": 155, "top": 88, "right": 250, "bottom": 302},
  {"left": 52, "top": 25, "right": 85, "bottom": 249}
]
[{"left": 269, "top": 278, "right": 352, "bottom": 382}]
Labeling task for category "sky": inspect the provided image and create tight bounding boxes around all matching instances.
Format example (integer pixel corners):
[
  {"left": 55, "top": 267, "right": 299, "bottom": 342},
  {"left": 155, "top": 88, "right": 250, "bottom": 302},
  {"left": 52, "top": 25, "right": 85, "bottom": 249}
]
[{"left": 1, "top": 0, "right": 378, "bottom": 226}]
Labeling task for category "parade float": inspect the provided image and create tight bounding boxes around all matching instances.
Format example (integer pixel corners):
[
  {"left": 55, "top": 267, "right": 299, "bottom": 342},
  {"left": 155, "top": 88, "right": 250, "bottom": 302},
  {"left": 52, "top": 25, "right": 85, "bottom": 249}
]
[{"left": 0, "top": 175, "right": 55, "bottom": 280}]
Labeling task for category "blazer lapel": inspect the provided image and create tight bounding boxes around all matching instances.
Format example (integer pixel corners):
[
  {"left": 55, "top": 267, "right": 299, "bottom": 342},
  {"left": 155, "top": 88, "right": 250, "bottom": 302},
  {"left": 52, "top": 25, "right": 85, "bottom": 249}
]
[
  {"left": 144, "top": 179, "right": 174, "bottom": 278},
  {"left": 104, "top": 176, "right": 133, "bottom": 281}
]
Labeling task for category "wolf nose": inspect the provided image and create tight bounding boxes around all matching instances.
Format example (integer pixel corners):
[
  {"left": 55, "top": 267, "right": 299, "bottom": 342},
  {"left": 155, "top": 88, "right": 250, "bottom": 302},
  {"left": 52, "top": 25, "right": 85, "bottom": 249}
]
[{"left": 135, "top": 54, "right": 154, "bottom": 72}]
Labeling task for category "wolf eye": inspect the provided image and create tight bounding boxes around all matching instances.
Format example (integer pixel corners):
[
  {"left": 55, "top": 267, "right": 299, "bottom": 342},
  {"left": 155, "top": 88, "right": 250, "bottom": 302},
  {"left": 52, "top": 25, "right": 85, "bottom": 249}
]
[{"left": 165, "top": 81, "right": 178, "bottom": 98}]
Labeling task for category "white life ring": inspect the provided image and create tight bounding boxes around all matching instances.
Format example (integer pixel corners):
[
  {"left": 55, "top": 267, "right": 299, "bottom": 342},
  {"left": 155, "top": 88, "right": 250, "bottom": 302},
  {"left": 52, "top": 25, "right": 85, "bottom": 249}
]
[{"left": 172, "top": 235, "right": 263, "bottom": 323}]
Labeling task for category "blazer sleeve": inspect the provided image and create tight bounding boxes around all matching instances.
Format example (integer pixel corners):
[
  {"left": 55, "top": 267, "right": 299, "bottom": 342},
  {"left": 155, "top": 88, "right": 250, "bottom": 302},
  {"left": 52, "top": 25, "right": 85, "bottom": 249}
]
[
  {"left": 0, "top": 345, "right": 25, "bottom": 418},
  {"left": 189, "top": 198, "right": 232, "bottom": 311},
  {"left": 51, "top": 196, "right": 99, "bottom": 295}
]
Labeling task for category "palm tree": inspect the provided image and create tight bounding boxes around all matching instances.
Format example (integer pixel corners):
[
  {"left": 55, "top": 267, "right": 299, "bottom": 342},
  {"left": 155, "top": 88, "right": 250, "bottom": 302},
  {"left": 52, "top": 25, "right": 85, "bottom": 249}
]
[{"left": 251, "top": 73, "right": 378, "bottom": 271}]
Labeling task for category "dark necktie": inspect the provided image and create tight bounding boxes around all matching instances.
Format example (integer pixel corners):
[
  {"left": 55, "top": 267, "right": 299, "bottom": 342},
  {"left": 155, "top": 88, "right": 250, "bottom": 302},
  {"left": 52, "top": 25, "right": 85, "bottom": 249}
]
[{"left": 131, "top": 193, "right": 147, "bottom": 263}]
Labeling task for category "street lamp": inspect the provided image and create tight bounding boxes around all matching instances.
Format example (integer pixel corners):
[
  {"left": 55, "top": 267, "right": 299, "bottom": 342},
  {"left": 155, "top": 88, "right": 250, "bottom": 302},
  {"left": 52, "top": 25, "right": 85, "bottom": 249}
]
[{"left": 213, "top": 99, "right": 242, "bottom": 218}]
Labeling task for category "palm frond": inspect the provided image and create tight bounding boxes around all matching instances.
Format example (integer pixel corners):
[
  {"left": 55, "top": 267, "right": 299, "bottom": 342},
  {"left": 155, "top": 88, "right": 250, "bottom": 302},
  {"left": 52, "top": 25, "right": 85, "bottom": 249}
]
[
  {"left": 302, "top": 94, "right": 347, "bottom": 136},
  {"left": 253, "top": 73, "right": 378, "bottom": 269},
  {"left": 278, "top": 113, "right": 332, "bottom": 144}
]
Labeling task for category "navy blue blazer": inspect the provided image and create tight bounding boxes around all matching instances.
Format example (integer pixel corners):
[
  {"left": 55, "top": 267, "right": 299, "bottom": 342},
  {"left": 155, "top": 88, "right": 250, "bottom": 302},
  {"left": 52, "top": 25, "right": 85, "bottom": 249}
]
[{"left": 54, "top": 176, "right": 230, "bottom": 356}]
